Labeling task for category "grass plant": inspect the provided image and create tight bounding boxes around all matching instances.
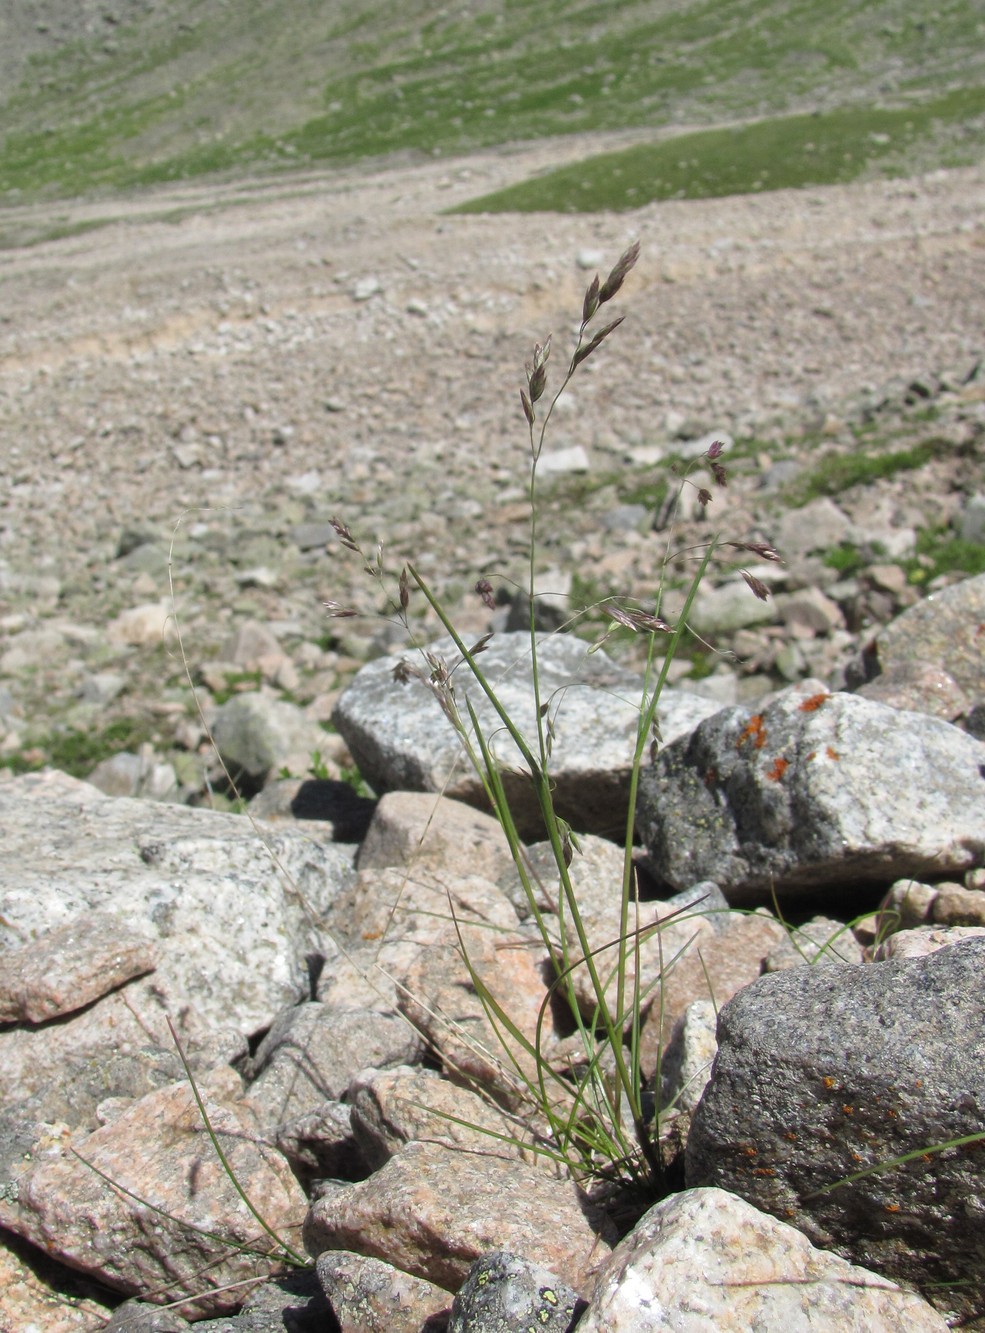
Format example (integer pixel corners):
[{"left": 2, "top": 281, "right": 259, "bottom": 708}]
[
  {"left": 53, "top": 237, "right": 969, "bottom": 1317},
  {"left": 327, "top": 244, "right": 780, "bottom": 1193}
]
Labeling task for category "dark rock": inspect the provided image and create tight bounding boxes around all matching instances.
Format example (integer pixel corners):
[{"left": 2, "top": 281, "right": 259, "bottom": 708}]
[
  {"left": 685, "top": 937, "right": 985, "bottom": 1324},
  {"left": 447, "top": 1250, "right": 585, "bottom": 1332}
]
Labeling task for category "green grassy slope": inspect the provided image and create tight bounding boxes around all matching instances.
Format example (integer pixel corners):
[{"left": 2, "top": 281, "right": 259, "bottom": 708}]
[
  {"left": 1, "top": 0, "right": 983, "bottom": 202},
  {"left": 452, "top": 86, "right": 985, "bottom": 212}
]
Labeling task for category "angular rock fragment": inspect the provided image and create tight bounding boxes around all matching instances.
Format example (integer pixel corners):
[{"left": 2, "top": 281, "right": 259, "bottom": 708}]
[
  {"left": 448, "top": 1250, "right": 585, "bottom": 1332},
  {"left": 243, "top": 1000, "right": 423, "bottom": 1127},
  {"left": 5, "top": 1081, "right": 307, "bottom": 1318},
  {"left": 348, "top": 1066, "right": 520, "bottom": 1171},
  {"left": 638, "top": 679, "right": 985, "bottom": 902},
  {"left": 869, "top": 570, "right": 985, "bottom": 698},
  {"left": 304, "top": 1140, "right": 614, "bottom": 1293},
  {"left": 578, "top": 1187, "right": 948, "bottom": 1331},
  {"left": 686, "top": 938, "right": 985, "bottom": 1324},
  {"left": 210, "top": 692, "right": 332, "bottom": 782},
  {"left": 316, "top": 1251, "right": 450, "bottom": 1332},
  {"left": 0, "top": 909, "right": 156, "bottom": 1023},
  {"left": 0, "top": 770, "right": 354, "bottom": 1041},
  {"left": 356, "top": 790, "right": 517, "bottom": 884},
  {"left": 334, "top": 632, "right": 719, "bottom": 839}
]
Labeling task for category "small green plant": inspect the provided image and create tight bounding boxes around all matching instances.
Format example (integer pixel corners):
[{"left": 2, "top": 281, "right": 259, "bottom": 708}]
[
  {"left": 306, "top": 748, "right": 332, "bottom": 781},
  {"left": 327, "top": 244, "right": 779, "bottom": 1195},
  {"left": 823, "top": 542, "right": 869, "bottom": 576},
  {"left": 338, "top": 762, "right": 374, "bottom": 798}
]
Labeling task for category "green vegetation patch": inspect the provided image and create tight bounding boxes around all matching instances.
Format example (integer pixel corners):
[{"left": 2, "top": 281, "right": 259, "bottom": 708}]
[
  {"left": 904, "top": 528, "right": 985, "bottom": 585},
  {"left": 785, "top": 437, "right": 947, "bottom": 506},
  {"left": 3, "top": 717, "right": 157, "bottom": 779},
  {"left": 451, "top": 87, "right": 985, "bottom": 214}
]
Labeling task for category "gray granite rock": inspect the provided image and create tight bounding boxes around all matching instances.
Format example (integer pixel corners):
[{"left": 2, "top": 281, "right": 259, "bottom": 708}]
[
  {"left": 0, "top": 769, "right": 354, "bottom": 1197},
  {"left": 334, "top": 632, "right": 719, "bottom": 840},
  {"left": 685, "top": 938, "right": 985, "bottom": 1324},
  {"left": 210, "top": 692, "right": 331, "bottom": 782},
  {"left": 0, "top": 770, "right": 354, "bottom": 1040},
  {"left": 193, "top": 1270, "right": 334, "bottom": 1331},
  {"left": 86, "top": 749, "right": 179, "bottom": 801},
  {"left": 103, "top": 1301, "right": 191, "bottom": 1331},
  {"left": 243, "top": 1000, "right": 424, "bottom": 1127},
  {"left": 637, "top": 679, "right": 985, "bottom": 903},
  {"left": 316, "top": 1250, "right": 450, "bottom": 1332},
  {"left": 659, "top": 999, "right": 719, "bottom": 1115},
  {"left": 870, "top": 570, "right": 985, "bottom": 699}
]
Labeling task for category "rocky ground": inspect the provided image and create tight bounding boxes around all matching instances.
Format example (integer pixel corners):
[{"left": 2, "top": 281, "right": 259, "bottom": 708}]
[
  {"left": 0, "top": 141, "right": 984, "bottom": 1328},
  {"left": 0, "top": 141, "right": 983, "bottom": 797}
]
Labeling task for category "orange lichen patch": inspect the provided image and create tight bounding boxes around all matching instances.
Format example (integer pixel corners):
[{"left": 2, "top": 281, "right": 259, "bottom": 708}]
[
  {"left": 739, "top": 1144, "right": 758, "bottom": 1158},
  {"left": 737, "top": 714, "right": 766, "bottom": 750},
  {"left": 885, "top": 1203, "right": 901, "bottom": 1214},
  {"left": 842, "top": 1105, "right": 855, "bottom": 1115},
  {"left": 766, "top": 756, "right": 789, "bottom": 782},
  {"left": 823, "top": 1076, "right": 838, "bottom": 1089},
  {"left": 799, "top": 691, "right": 829, "bottom": 712},
  {"left": 826, "top": 745, "right": 840, "bottom": 761}
]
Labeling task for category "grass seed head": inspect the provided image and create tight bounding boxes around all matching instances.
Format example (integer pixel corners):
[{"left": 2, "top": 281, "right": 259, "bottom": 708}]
[
  {"left": 742, "top": 569, "right": 771, "bottom": 601},
  {"left": 598, "top": 239, "right": 640, "bottom": 305}
]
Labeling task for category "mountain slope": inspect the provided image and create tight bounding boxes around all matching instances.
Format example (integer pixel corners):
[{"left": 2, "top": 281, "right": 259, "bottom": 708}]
[{"left": 1, "top": 0, "right": 983, "bottom": 200}]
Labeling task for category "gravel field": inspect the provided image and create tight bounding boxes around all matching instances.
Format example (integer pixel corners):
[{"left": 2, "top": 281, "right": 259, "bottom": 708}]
[{"left": 0, "top": 142, "right": 982, "bottom": 778}]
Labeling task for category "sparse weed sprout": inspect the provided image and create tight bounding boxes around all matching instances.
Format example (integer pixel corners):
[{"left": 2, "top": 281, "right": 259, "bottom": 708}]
[{"left": 328, "top": 244, "right": 778, "bottom": 1193}]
